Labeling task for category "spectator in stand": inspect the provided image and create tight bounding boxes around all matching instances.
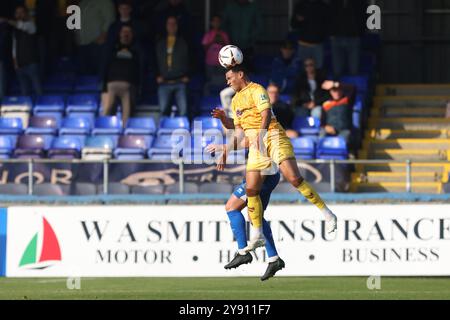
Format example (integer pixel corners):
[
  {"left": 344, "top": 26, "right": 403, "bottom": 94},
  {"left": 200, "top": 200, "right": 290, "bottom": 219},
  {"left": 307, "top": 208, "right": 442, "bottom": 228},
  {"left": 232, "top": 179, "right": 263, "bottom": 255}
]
[
  {"left": 320, "top": 80, "right": 353, "bottom": 145},
  {"left": 267, "top": 83, "right": 298, "bottom": 138},
  {"left": 291, "top": 58, "right": 329, "bottom": 119},
  {"left": 156, "top": 16, "right": 189, "bottom": 117},
  {"left": 330, "top": 0, "right": 366, "bottom": 78},
  {"left": 202, "top": 14, "right": 230, "bottom": 95},
  {"left": 0, "top": 21, "right": 8, "bottom": 101},
  {"left": 102, "top": 25, "right": 141, "bottom": 126},
  {"left": 34, "top": 0, "right": 57, "bottom": 77},
  {"left": 270, "top": 40, "right": 301, "bottom": 94},
  {"left": 76, "top": 0, "right": 115, "bottom": 75},
  {"left": 222, "top": 0, "right": 263, "bottom": 71},
  {"left": 290, "top": 0, "right": 331, "bottom": 69},
  {"left": 0, "top": 5, "right": 42, "bottom": 96},
  {"left": 107, "top": 0, "right": 144, "bottom": 49},
  {"left": 154, "top": 0, "right": 191, "bottom": 40}
]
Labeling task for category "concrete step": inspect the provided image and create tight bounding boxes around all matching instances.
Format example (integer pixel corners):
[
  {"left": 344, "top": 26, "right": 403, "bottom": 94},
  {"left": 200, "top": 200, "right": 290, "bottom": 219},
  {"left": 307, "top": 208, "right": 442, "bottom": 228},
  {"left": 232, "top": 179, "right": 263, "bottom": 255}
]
[
  {"left": 376, "top": 84, "right": 450, "bottom": 96},
  {"left": 362, "top": 139, "right": 450, "bottom": 150},
  {"left": 355, "top": 163, "right": 448, "bottom": 175},
  {"left": 372, "top": 107, "right": 446, "bottom": 118},
  {"left": 368, "top": 118, "right": 450, "bottom": 130},
  {"left": 373, "top": 96, "right": 449, "bottom": 109},
  {"left": 366, "top": 129, "right": 450, "bottom": 140},
  {"left": 350, "top": 182, "right": 442, "bottom": 193},
  {"left": 352, "top": 172, "right": 440, "bottom": 183},
  {"left": 358, "top": 149, "right": 448, "bottom": 161}
]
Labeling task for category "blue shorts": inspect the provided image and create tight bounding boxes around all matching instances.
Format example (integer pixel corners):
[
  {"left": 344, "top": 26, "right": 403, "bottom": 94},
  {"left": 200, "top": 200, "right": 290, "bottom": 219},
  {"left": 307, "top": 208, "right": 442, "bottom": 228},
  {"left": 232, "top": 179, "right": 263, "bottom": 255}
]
[{"left": 232, "top": 172, "right": 281, "bottom": 210}]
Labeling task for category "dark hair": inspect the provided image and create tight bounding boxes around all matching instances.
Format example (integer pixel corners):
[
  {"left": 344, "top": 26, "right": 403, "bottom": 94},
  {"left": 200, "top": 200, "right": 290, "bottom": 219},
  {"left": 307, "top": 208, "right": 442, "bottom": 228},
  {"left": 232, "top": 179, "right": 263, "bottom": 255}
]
[{"left": 227, "top": 63, "right": 248, "bottom": 75}]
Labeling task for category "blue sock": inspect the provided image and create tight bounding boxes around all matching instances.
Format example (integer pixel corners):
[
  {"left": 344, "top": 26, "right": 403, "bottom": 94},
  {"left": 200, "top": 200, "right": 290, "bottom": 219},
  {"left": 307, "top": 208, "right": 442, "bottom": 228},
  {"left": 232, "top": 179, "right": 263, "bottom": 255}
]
[
  {"left": 227, "top": 210, "right": 247, "bottom": 250},
  {"left": 263, "top": 219, "right": 278, "bottom": 258}
]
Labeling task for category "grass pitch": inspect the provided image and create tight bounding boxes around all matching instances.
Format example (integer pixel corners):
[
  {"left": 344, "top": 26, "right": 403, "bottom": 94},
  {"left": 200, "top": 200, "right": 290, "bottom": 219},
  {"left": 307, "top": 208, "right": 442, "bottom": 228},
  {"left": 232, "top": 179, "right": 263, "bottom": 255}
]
[{"left": 1, "top": 277, "right": 450, "bottom": 300}]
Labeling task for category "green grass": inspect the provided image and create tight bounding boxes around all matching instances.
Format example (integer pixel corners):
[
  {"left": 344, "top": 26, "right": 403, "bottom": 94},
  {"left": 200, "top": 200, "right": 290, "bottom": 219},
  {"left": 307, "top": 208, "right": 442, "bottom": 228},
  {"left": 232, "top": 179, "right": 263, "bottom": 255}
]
[{"left": 1, "top": 277, "right": 450, "bottom": 300}]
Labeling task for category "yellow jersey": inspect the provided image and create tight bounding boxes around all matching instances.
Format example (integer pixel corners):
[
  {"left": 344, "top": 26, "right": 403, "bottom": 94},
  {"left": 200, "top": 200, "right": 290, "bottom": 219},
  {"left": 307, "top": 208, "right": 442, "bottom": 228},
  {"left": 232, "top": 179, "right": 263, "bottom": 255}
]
[{"left": 231, "top": 82, "right": 284, "bottom": 132}]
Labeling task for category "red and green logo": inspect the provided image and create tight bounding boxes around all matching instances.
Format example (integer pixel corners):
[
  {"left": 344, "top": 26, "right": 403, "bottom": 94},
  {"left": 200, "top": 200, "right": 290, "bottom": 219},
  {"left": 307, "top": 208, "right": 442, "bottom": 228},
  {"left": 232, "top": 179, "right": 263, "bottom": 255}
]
[{"left": 19, "top": 217, "right": 61, "bottom": 269}]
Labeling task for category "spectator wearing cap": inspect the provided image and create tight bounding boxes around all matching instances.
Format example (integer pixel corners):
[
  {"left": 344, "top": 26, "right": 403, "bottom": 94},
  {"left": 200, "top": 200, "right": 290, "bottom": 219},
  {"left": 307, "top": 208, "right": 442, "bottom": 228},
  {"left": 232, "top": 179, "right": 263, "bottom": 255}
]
[
  {"left": 267, "top": 83, "right": 298, "bottom": 139},
  {"left": 202, "top": 14, "right": 230, "bottom": 95},
  {"left": 291, "top": 58, "right": 329, "bottom": 119},
  {"left": 270, "top": 40, "right": 301, "bottom": 94},
  {"left": 319, "top": 80, "right": 353, "bottom": 145}
]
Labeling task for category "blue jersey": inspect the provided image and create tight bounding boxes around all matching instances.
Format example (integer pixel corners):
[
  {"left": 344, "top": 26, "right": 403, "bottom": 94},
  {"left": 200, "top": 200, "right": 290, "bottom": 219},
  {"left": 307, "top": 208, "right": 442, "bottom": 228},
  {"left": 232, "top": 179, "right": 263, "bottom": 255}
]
[{"left": 232, "top": 172, "right": 281, "bottom": 210}]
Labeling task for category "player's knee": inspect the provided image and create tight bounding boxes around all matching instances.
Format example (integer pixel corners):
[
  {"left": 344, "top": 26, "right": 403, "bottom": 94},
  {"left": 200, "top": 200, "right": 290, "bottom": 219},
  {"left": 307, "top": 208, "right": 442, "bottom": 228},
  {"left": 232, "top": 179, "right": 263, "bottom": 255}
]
[
  {"left": 288, "top": 176, "right": 304, "bottom": 188},
  {"left": 246, "top": 188, "right": 260, "bottom": 197}
]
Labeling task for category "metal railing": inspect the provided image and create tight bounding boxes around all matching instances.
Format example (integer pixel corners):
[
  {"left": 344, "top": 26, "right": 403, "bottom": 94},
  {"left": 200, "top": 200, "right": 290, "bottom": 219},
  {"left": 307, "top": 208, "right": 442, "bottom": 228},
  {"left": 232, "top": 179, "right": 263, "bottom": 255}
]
[{"left": 0, "top": 158, "right": 448, "bottom": 195}]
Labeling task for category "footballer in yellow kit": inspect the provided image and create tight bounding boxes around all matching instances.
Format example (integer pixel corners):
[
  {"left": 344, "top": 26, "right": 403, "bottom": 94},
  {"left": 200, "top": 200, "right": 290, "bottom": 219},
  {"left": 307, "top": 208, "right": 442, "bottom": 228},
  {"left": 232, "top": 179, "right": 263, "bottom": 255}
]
[{"left": 231, "top": 82, "right": 295, "bottom": 172}]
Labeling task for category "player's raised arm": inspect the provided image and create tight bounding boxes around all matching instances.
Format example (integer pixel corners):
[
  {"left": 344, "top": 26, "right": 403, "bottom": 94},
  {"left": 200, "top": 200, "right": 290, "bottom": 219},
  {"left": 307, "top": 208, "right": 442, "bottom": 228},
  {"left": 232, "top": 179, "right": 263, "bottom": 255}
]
[{"left": 211, "top": 107, "right": 235, "bottom": 130}]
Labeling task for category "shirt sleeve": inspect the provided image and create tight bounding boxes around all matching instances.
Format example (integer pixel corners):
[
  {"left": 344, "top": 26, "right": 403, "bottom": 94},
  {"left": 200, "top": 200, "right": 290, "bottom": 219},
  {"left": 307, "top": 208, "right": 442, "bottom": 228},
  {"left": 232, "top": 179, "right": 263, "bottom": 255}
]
[{"left": 252, "top": 86, "right": 271, "bottom": 113}]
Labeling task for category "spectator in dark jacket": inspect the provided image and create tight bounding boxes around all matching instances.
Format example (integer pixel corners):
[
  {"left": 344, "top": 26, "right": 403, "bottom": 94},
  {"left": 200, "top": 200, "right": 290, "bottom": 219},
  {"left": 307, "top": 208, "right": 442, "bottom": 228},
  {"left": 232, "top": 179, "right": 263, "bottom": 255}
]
[
  {"left": 290, "top": 0, "right": 331, "bottom": 69},
  {"left": 270, "top": 40, "right": 301, "bottom": 94},
  {"left": 330, "top": 0, "right": 366, "bottom": 78},
  {"left": 320, "top": 81, "right": 353, "bottom": 145},
  {"left": 0, "top": 5, "right": 42, "bottom": 96},
  {"left": 267, "top": 83, "right": 298, "bottom": 139},
  {"left": 156, "top": 16, "right": 189, "bottom": 116},
  {"left": 291, "top": 58, "right": 329, "bottom": 119},
  {"left": 107, "top": 0, "right": 144, "bottom": 48},
  {"left": 102, "top": 25, "right": 141, "bottom": 126}
]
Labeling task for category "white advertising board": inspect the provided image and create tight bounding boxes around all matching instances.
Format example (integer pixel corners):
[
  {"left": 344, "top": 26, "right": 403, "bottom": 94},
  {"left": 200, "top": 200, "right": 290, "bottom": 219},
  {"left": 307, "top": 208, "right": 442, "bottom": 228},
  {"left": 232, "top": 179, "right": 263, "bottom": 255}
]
[{"left": 5, "top": 205, "right": 450, "bottom": 277}]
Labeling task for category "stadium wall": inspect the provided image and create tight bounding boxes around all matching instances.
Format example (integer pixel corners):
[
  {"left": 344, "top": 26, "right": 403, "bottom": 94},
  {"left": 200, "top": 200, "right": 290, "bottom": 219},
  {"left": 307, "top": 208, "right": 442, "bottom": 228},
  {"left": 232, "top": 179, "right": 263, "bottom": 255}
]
[{"left": 2, "top": 204, "right": 450, "bottom": 277}]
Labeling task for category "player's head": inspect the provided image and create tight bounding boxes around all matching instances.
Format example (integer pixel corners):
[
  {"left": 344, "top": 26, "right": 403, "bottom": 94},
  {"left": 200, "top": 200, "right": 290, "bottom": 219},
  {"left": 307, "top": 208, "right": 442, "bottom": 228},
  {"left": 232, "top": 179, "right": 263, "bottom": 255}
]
[{"left": 225, "top": 64, "right": 249, "bottom": 92}]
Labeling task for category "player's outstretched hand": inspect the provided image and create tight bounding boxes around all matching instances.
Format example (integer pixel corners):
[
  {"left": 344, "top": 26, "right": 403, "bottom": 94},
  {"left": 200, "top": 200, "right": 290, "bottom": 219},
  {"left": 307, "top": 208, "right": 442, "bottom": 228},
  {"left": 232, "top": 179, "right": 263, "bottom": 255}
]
[
  {"left": 205, "top": 144, "right": 224, "bottom": 154},
  {"left": 211, "top": 108, "right": 226, "bottom": 121}
]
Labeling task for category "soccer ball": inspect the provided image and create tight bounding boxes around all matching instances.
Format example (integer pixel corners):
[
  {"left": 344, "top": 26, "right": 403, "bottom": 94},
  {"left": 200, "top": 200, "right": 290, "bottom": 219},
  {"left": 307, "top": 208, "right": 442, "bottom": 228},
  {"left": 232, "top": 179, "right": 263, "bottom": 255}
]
[{"left": 218, "top": 45, "right": 244, "bottom": 69}]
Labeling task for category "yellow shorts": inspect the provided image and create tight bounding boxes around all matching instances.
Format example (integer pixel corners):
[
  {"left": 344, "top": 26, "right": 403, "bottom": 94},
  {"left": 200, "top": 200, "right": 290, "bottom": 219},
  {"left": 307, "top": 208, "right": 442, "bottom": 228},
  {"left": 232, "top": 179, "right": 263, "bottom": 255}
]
[{"left": 246, "top": 128, "right": 295, "bottom": 172}]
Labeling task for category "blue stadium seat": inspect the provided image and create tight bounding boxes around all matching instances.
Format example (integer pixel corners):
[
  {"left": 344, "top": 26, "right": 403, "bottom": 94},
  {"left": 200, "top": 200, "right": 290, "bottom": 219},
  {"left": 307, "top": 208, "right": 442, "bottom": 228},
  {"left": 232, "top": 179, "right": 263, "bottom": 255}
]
[
  {"left": 316, "top": 137, "right": 348, "bottom": 160},
  {"left": 92, "top": 116, "right": 123, "bottom": 136},
  {"left": 14, "top": 135, "right": 53, "bottom": 158},
  {"left": 124, "top": 117, "right": 157, "bottom": 136},
  {"left": 200, "top": 96, "right": 222, "bottom": 114},
  {"left": 0, "top": 136, "right": 14, "bottom": 159},
  {"left": 191, "top": 116, "right": 223, "bottom": 134},
  {"left": 147, "top": 148, "right": 174, "bottom": 161},
  {"left": 43, "top": 74, "right": 74, "bottom": 93},
  {"left": 66, "top": 94, "right": 99, "bottom": 112},
  {"left": 291, "top": 137, "right": 316, "bottom": 160},
  {"left": 114, "top": 135, "right": 153, "bottom": 160},
  {"left": 340, "top": 75, "right": 369, "bottom": 94},
  {"left": 1, "top": 96, "right": 33, "bottom": 109},
  {"left": 25, "top": 116, "right": 58, "bottom": 136},
  {"left": 33, "top": 95, "right": 65, "bottom": 113},
  {"left": 84, "top": 136, "right": 114, "bottom": 149},
  {"left": 0, "top": 118, "right": 23, "bottom": 135},
  {"left": 159, "top": 116, "right": 190, "bottom": 131},
  {"left": 47, "top": 136, "right": 83, "bottom": 159},
  {"left": 73, "top": 76, "right": 100, "bottom": 92},
  {"left": 292, "top": 116, "right": 321, "bottom": 136},
  {"left": 59, "top": 117, "right": 91, "bottom": 136}
]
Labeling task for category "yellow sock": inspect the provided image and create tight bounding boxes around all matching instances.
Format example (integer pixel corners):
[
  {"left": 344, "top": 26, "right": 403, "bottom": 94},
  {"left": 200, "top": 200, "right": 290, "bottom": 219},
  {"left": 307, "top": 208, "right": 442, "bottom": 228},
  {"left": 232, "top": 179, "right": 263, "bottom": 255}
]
[
  {"left": 297, "top": 180, "right": 326, "bottom": 210},
  {"left": 247, "top": 195, "right": 263, "bottom": 228}
]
